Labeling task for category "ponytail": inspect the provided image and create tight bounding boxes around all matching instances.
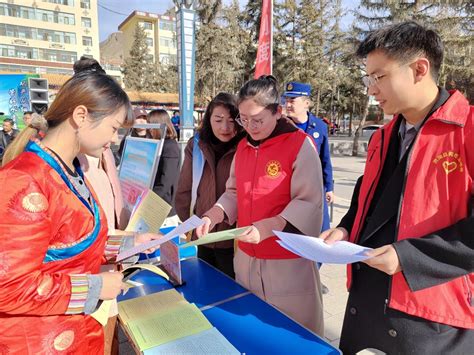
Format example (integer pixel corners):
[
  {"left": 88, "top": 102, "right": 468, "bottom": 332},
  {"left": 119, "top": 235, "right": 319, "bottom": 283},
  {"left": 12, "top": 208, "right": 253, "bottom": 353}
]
[
  {"left": 2, "top": 113, "right": 48, "bottom": 167},
  {"left": 2, "top": 56, "right": 132, "bottom": 166},
  {"left": 2, "top": 127, "right": 37, "bottom": 166}
]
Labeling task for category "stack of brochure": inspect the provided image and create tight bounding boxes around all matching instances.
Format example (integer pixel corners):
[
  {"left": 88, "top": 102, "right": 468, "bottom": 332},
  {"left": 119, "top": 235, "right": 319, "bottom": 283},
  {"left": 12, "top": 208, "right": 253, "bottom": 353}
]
[{"left": 118, "top": 289, "right": 240, "bottom": 354}]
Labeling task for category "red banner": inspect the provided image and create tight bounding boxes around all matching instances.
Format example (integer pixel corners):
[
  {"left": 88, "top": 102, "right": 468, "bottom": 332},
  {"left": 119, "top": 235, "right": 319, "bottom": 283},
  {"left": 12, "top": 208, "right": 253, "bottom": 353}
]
[{"left": 254, "top": 0, "right": 273, "bottom": 78}]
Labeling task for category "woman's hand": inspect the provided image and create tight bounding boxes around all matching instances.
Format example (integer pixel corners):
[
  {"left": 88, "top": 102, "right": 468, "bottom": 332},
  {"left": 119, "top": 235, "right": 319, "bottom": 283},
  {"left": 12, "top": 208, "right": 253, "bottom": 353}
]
[
  {"left": 195, "top": 217, "right": 212, "bottom": 238},
  {"left": 99, "top": 271, "right": 124, "bottom": 300},
  {"left": 237, "top": 225, "right": 261, "bottom": 244},
  {"left": 134, "top": 232, "right": 162, "bottom": 254},
  {"left": 319, "top": 227, "right": 349, "bottom": 244}
]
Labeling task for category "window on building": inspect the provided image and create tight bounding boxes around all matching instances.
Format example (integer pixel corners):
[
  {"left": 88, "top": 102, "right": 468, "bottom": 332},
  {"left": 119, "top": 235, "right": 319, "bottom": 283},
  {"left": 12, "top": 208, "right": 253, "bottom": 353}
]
[
  {"left": 141, "top": 21, "right": 153, "bottom": 30},
  {"left": 16, "top": 48, "right": 31, "bottom": 59},
  {"left": 159, "top": 37, "right": 176, "bottom": 48},
  {"left": 64, "top": 33, "right": 76, "bottom": 44},
  {"left": 1, "top": 4, "right": 75, "bottom": 25},
  {"left": 21, "top": 8, "right": 30, "bottom": 19},
  {"left": 159, "top": 54, "right": 170, "bottom": 65},
  {"left": 44, "top": 0, "right": 75, "bottom": 5},
  {"left": 159, "top": 20, "right": 175, "bottom": 32},
  {"left": 145, "top": 37, "right": 153, "bottom": 47},
  {"left": 8, "top": 5, "right": 19, "bottom": 17},
  {"left": 80, "top": 0, "right": 90, "bottom": 9},
  {"left": 62, "top": 14, "right": 75, "bottom": 25},
  {"left": 0, "top": 43, "right": 75, "bottom": 63},
  {"left": 81, "top": 17, "right": 91, "bottom": 28},
  {"left": 82, "top": 36, "right": 92, "bottom": 46},
  {"left": 40, "top": 48, "right": 77, "bottom": 63}
]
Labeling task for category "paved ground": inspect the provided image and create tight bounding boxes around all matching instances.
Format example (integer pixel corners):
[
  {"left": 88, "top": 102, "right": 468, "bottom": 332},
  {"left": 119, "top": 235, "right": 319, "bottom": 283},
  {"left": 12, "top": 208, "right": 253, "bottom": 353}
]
[{"left": 322, "top": 155, "right": 366, "bottom": 349}]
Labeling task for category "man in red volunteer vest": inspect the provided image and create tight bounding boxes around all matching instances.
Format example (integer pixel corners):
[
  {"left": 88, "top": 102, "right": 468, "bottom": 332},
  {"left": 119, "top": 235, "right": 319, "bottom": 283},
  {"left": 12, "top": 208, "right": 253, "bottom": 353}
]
[{"left": 320, "top": 21, "right": 473, "bottom": 354}]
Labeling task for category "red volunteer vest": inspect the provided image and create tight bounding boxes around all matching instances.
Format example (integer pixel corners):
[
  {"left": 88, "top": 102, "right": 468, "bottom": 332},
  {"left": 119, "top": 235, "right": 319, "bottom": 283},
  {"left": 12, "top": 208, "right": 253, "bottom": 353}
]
[
  {"left": 348, "top": 90, "right": 473, "bottom": 328},
  {"left": 235, "top": 130, "right": 307, "bottom": 259}
]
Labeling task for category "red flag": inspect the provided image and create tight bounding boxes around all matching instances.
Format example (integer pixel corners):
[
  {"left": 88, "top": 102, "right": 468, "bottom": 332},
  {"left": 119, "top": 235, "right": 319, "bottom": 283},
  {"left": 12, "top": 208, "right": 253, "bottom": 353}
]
[{"left": 254, "top": 0, "right": 273, "bottom": 78}]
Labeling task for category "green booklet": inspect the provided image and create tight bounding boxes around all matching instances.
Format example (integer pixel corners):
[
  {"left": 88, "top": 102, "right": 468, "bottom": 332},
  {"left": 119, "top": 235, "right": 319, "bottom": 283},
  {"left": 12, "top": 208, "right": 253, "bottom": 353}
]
[
  {"left": 181, "top": 227, "right": 250, "bottom": 247},
  {"left": 127, "top": 302, "right": 212, "bottom": 350}
]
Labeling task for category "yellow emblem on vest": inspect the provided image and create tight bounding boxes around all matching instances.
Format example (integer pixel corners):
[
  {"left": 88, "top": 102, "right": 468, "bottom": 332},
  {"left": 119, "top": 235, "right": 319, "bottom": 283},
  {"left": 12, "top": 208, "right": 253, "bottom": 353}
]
[
  {"left": 432, "top": 151, "right": 463, "bottom": 174},
  {"left": 266, "top": 160, "right": 282, "bottom": 179}
]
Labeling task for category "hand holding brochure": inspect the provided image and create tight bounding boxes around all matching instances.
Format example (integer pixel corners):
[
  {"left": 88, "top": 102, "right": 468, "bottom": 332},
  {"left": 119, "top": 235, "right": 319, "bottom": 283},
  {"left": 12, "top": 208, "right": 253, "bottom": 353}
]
[
  {"left": 274, "top": 230, "right": 373, "bottom": 264},
  {"left": 116, "top": 215, "right": 204, "bottom": 262},
  {"left": 181, "top": 227, "right": 249, "bottom": 247},
  {"left": 126, "top": 189, "right": 172, "bottom": 234}
]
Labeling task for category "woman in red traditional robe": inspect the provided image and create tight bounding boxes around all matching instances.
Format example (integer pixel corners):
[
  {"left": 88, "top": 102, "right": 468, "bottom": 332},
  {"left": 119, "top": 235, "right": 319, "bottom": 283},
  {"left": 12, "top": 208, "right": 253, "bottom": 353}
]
[{"left": 0, "top": 57, "right": 158, "bottom": 354}]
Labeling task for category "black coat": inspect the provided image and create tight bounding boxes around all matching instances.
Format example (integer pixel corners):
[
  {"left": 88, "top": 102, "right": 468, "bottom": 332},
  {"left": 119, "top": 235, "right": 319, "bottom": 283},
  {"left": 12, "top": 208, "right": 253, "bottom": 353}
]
[
  {"left": 152, "top": 138, "right": 180, "bottom": 216},
  {"left": 0, "top": 129, "right": 19, "bottom": 161}
]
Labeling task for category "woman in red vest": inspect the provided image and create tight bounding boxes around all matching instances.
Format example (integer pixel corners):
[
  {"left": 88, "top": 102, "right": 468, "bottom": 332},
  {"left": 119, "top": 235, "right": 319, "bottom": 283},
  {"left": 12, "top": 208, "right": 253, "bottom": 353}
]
[{"left": 196, "top": 75, "right": 325, "bottom": 335}]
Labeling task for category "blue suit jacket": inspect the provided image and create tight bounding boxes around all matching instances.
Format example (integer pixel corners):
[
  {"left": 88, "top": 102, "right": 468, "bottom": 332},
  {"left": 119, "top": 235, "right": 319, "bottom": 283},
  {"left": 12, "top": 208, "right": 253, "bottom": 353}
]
[{"left": 305, "top": 113, "right": 333, "bottom": 193}]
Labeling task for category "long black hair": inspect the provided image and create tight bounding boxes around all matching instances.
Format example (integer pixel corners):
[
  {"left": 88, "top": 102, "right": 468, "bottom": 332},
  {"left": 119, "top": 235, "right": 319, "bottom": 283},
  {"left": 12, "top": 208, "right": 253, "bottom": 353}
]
[{"left": 197, "top": 92, "right": 243, "bottom": 143}]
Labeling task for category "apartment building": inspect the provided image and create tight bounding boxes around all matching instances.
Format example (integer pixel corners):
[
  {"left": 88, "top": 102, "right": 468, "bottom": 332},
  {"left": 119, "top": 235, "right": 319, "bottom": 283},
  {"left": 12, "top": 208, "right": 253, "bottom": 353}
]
[
  {"left": 0, "top": 0, "right": 100, "bottom": 74},
  {"left": 118, "top": 10, "right": 177, "bottom": 67}
]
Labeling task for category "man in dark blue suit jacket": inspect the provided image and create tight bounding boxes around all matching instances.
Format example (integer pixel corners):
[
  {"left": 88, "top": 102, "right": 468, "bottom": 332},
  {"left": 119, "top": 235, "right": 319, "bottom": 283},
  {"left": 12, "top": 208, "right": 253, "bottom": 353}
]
[{"left": 283, "top": 82, "right": 334, "bottom": 232}]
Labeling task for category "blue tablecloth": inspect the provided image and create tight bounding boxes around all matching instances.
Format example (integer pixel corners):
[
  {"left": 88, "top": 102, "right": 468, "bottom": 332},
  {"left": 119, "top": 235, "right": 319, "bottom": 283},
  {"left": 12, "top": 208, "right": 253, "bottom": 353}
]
[{"left": 118, "top": 258, "right": 340, "bottom": 355}]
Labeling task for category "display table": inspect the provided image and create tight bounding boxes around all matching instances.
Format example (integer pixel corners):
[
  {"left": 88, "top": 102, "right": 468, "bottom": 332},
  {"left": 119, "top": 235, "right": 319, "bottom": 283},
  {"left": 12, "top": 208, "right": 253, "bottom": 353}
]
[{"left": 118, "top": 258, "right": 340, "bottom": 355}]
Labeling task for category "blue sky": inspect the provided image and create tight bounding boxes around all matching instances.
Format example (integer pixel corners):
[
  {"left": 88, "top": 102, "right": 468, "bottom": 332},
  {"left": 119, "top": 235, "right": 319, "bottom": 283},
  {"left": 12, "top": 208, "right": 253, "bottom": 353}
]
[
  {"left": 98, "top": 0, "right": 175, "bottom": 41},
  {"left": 98, "top": 0, "right": 357, "bottom": 42}
]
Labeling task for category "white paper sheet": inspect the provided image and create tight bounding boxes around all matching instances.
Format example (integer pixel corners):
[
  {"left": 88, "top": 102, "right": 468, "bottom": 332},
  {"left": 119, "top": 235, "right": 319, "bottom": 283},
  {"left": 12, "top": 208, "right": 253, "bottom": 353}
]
[
  {"left": 274, "top": 231, "right": 373, "bottom": 264},
  {"left": 143, "top": 327, "right": 240, "bottom": 355},
  {"left": 116, "top": 216, "right": 204, "bottom": 262}
]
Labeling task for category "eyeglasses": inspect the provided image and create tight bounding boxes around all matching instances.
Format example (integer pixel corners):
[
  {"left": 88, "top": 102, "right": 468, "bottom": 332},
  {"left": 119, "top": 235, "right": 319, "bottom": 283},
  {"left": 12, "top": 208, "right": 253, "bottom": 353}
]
[
  {"left": 362, "top": 73, "right": 387, "bottom": 88},
  {"left": 235, "top": 104, "right": 279, "bottom": 128},
  {"left": 235, "top": 114, "right": 265, "bottom": 128},
  {"left": 362, "top": 61, "right": 415, "bottom": 88}
]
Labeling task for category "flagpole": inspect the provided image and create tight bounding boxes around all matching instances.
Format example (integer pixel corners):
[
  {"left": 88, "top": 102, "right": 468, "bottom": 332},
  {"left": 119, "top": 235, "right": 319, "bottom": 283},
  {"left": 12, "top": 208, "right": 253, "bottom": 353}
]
[{"left": 270, "top": 0, "right": 273, "bottom": 75}]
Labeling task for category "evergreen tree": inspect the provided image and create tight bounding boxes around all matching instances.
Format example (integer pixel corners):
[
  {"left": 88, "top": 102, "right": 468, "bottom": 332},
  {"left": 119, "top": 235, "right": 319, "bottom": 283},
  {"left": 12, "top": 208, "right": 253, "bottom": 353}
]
[
  {"left": 122, "top": 23, "right": 154, "bottom": 91},
  {"left": 221, "top": 0, "right": 249, "bottom": 92},
  {"left": 354, "top": 0, "right": 473, "bottom": 100},
  {"left": 194, "top": 0, "right": 248, "bottom": 100},
  {"left": 273, "top": 0, "right": 299, "bottom": 85},
  {"left": 240, "top": 0, "right": 262, "bottom": 80},
  {"left": 150, "top": 59, "right": 179, "bottom": 94}
]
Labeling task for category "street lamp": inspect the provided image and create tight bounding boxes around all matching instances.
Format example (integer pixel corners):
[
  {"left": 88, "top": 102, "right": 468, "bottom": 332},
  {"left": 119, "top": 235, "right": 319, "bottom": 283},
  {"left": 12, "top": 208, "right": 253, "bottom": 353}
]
[{"left": 175, "top": 0, "right": 196, "bottom": 142}]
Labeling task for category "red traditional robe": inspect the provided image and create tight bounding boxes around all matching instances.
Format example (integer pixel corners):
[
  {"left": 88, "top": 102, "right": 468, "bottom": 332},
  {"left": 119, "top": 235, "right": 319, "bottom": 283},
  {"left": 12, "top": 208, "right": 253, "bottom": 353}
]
[{"left": 0, "top": 141, "right": 121, "bottom": 354}]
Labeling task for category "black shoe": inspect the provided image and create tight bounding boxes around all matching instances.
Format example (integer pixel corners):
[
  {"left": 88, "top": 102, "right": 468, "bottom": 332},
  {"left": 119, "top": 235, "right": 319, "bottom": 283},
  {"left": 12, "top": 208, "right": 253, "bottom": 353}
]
[{"left": 322, "top": 284, "right": 329, "bottom": 295}]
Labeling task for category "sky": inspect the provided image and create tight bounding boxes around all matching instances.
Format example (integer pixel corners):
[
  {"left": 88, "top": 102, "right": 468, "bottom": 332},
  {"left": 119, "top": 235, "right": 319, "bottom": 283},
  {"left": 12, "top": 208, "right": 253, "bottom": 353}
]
[
  {"left": 98, "top": 0, "right": 175, "bottom": 41},
  {"left": 98, "top": 0, "right": 357, "bottom": 42}
]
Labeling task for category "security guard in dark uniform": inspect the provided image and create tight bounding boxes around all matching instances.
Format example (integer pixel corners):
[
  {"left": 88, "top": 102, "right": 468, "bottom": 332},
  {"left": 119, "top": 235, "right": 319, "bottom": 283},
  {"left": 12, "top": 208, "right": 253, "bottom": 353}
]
[{"left": 283, "top": 82, "right": 334, "bottom": 232}]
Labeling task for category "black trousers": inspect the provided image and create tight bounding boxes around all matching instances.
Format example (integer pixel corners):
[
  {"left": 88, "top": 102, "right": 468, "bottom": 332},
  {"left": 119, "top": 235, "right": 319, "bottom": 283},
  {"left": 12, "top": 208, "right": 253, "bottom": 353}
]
[
  {"left": 339, "top": 263, "right": 474, "bottom": 355},
  {"left": 197, "top": 245, "right": 235, "bottom": 279}
]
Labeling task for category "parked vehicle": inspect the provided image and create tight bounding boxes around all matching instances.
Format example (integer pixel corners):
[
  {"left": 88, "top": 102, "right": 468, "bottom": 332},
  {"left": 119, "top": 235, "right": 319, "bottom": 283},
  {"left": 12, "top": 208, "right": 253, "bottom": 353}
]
[{"left": 361, "top": 124, "right": 382, "bottom": 138}]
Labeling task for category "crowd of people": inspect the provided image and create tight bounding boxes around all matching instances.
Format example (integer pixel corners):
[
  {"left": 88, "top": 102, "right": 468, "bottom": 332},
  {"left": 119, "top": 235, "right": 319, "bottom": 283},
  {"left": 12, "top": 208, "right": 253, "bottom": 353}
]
[{"left": 0, "top": 21, "right": 472, "bottom": 355}]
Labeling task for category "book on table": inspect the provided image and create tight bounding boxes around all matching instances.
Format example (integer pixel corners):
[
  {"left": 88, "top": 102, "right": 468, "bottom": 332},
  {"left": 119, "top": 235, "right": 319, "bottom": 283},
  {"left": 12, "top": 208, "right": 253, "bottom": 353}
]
[{"left": 118, "top": 288, "right": 239, "bottom": 353}]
